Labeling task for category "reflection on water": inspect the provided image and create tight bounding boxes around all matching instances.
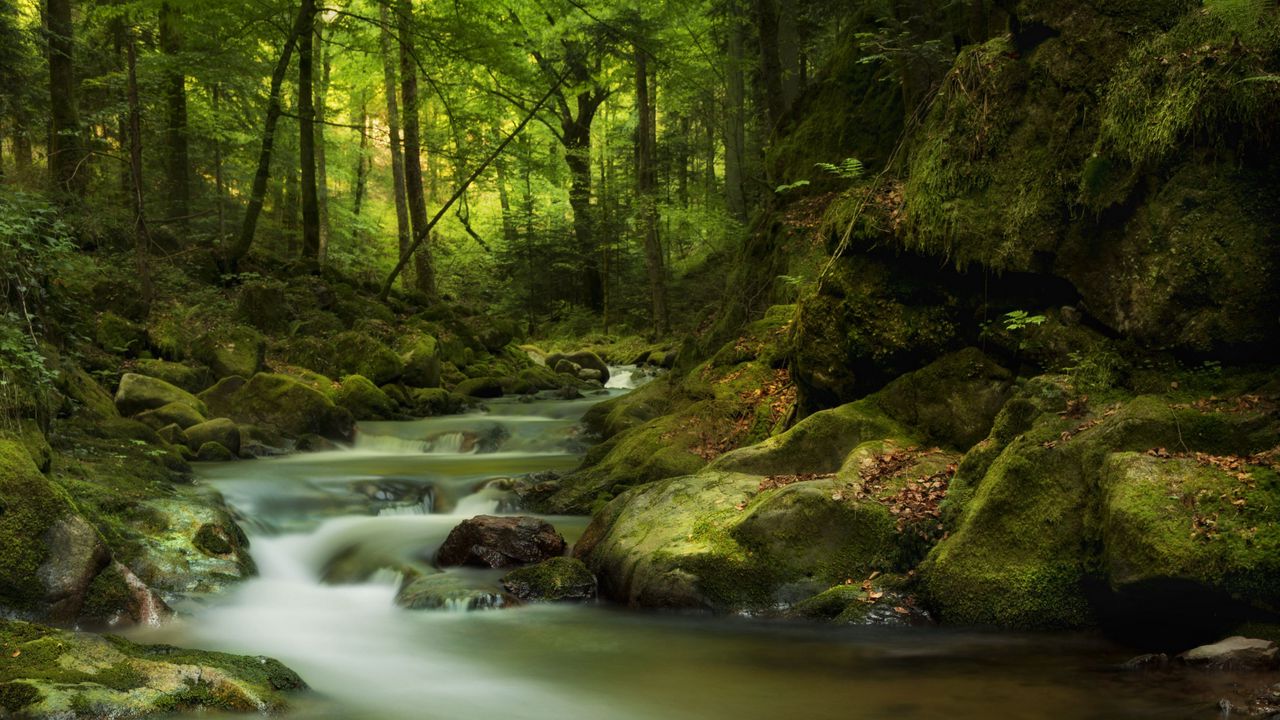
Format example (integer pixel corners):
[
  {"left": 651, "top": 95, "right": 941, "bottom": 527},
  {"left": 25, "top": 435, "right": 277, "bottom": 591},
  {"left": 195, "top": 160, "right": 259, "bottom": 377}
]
[{"left": 130, "top": 372, "right": 1223, "bottom": 720}]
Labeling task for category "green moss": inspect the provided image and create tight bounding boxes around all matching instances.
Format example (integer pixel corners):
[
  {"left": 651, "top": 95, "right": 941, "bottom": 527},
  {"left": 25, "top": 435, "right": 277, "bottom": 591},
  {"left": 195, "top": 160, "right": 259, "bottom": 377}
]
[
  {"left": 501, "top": 557, "right": 596, "bottom": 601},
  {"left": 192, "top": 325, "right": 266, "bottom": 380},
  {"left": 95, "top": 312, "right": 146, "bottom": 356},
  {"left": 334, "top": 375, "right": 397, "bottom": 420},
  {"left": 199, "top": 372, "right": 353, "bottom": 440},
  {"left": 0, "top": 681, "right": 41, "bottom": 712},
  {"left": 0, "top": 440, "right": 77, "bottom": 610}
]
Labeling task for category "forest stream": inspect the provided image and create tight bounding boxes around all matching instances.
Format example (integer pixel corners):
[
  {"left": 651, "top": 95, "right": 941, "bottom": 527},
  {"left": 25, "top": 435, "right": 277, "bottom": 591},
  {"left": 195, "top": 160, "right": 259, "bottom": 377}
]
[{"left": 114, "top": 370, "right": 1244, "bottom": 720}]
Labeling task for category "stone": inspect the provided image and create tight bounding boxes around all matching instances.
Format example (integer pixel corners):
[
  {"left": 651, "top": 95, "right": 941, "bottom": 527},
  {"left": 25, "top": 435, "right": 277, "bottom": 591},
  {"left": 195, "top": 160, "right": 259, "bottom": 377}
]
[
  {"left": 435, "top": 515, "right": 566, "bottom": 568},
  {"left": 115, "top": 373, "right": 208, "bottom": 418},
  {"left": 192, "top": 325, "right": 266, "bottom": 380},
  {"left": 135, "top": 401, "right": 206, "bottom": 431},
  {"left": 501, "top": 557, "right": 596, "bottom": 602},
  {"left": 195, "top": 441, "right": 236, "bottom": 462},
  {"left": 454, "top": 377, "right": 503, "bottom": 399},
  {"left": 199, "top": 373, "right": 354, "bottom": 441},
  {"left": 185, "top": 418, "right": 241, "bottom": 456},
  {"left": 395, "top": 572, "right": 511, "bottom": 611},
  {"left": 1180, "top": 637, "right": 1278, "bottom": 671},
  {"left": 129, "top": 359, "right": 212, "bottom": 394},
  {"left": 334, "top": 375, "right": 397, "bottom": 420}
]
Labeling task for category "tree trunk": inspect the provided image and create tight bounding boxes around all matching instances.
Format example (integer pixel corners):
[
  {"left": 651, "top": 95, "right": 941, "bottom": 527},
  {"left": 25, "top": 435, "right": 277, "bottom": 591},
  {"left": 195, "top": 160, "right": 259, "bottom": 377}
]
[
  {"left": 777, "top": 0, "right": 802, "bottom": 109},
  {"left": 159, "top": 2, "right": 190, "bottom": 224},
  {"left": 125, "top": 26, "right": 153, "bottom": 307},
  {"left": 635, "top": 46, "right": 669, "bottom": 336},
  {"left": 212, "top": 85, "right": 226, "bottom": 239},
  {"left": 352, "top": 101, "right": 369, "bottom": 217},
  {"left": 315, "top": 24, "right": 331, "bottom": 264},
  {"left": 676, "top": 114, "right": 690, "bottom": 208},
  {"left": 298, "top": 0, "right": 320, "bottom": 263},
  {"left": 724, "top": 0, "right": 748, "bottom": 222},
  {"left": 226, "top": 4, "right": 305, "bottom": 267},
  {"left": 284, "top": 162, "right": 299, "bottom": 257},
  {"left": 396, "top": 0, "right": 437, "bottom": 298},
  {"left": 379, "top": 2, "right": 412, "bottom": 288},
  {"left": 753, "top": 0, "right": 785, "bottom": 137},
  {"left": 45, "top": 0, "right": 85, "bottom": 197}
]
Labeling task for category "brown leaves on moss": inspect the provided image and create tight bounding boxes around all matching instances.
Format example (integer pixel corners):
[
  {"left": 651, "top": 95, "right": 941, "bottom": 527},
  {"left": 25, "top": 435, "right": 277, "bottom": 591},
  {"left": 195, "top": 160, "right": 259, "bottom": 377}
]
[
  {"left": 1169, "top": 393, "right": 1274, "bottom": 414},
  {"left": 1041, "top": 404, "right": 1120, "bottom": 449},
  {"left": 758, "top": 473, "right": 835, "bottom": 493},
  {"left": 882, "top": 465, "right": 956, "bottom": 538}
]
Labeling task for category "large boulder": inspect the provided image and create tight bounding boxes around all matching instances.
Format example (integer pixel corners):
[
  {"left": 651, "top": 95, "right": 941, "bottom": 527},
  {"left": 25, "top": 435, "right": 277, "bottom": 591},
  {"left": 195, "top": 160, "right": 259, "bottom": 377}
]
[
  {"left": 398, "top": 334, "right": 442, "bottom": 388},
  {"left": 330, "top": 331, "right": 403, "bottom": 385},
  {"left": 192, "top": 325, "right": 266, "bottom": 380},
  {"left": 135, "top": 401, "right": 206, "bottom": 431},
  {"left": 454, "top": 377, "right": 503, "bottom": 399},
  {"left": 199, "top": 373, "right": 354, "bottom": 442},
  {"left": 129, "top": 359, "right": 212, "bottom": 394},
  {"left": 575, "top": 471, "right": 903, "bottom": 611},
  {"left": 333, "top": 375, "right": 397, "bottom": 421},
  {"left": 115, "top": 374, "right": 208, "bottom": 418},
  {"left": 1178, "top": 637, "right": 1278, "bottom": 671},
  {"left": 0, "top": 619, "right": 305, "bottom": 716},
  {"left": 184, "top": 418, "right": 242, "bottom": 456},
  {"left": 435, "top": 515, "right": 566, "bottom": 568}
]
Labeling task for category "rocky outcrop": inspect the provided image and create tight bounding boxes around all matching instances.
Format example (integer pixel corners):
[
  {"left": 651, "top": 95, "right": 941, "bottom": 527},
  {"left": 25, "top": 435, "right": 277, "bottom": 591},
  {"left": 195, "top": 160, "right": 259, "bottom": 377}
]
[
  {"left": 501, "top": 557, "right": 597, "bottom": 602},
  {"left": 114, "top": 374, "right": 207, "bottom": 419},
  {"left": 199, "top": 373, "right": 354, "bottom": 442}
]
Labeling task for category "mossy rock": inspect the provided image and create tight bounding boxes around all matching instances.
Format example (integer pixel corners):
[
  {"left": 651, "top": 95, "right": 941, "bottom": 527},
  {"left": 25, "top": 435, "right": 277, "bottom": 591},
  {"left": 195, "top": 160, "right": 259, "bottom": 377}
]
[
  {"left": 575, "top": 472, "right": 901, "bottom": 612},
  {"left": 0, "top": 619, "right": 304, "bottom": 716},
  {"left": 0, "top": 420, "right": 52, "bottom": 474},
  {"left": 329, "top": 331, "right": 404, "bottom": 385},
  {"left": 199, "top": 373, "right": 354, "bottom": 441},
  {"left": 398, "top": 333, "right": 441, "bottom": 388},
  {"left": 334, "top": 375, "right": 397, "bottom": 421},
  {"left": 54, "top": 362, "right": 119, "bottom": 422},
  {"left": 921, "top": 388, "right": 1280, "bottom": 630},
  {"left": 395, "top": 572, "right": 511, "bottom": 611},
  {"left": 135, "top": 401, "right": 207, "bottom": 431},
  {"left": 454, "top": 377, "right": 503, "bottom": 399},
  {"left": 184, "top": 418, "right": 241, "bottom": 456},
  {"left": 128, "top": 359, "right": 212, "bottom": 394},
  {"left": 235, "top": 281, "right": 291, "bottom": 333},
  {"left": 407, "top": 388, "right": 465, "bottom": 416},
  {"left": 871, "top": 347, "right": 1013, "bottom": 450},
  {"left": 95, "top": 312, "right": 147, "bottom": 356},
  {"left": 195, "top": 441, "right": 235, "bottom": 462},
  {"left": 500, "top": 557, "right": 597, "bottom": 602},
  {"left": 114, "top": 373, "right": 208, "bottom": 419},
  {"left": 192, "top": 325, "right": 266, "bottom": 381}
]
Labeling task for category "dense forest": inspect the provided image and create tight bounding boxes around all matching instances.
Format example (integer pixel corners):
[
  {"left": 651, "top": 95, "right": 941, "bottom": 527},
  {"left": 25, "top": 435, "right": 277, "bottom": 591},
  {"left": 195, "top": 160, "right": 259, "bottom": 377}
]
[{"left": 2, "top": 0, "right": 1280, "bottom": 718}]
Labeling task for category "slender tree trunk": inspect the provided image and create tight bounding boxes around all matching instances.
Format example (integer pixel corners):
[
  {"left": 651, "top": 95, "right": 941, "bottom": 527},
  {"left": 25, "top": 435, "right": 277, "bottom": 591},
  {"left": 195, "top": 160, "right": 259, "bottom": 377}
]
[
  {"left": 565, "top": 127, "right": 600, "bottom": 309},
  {"left": 284, "top": 162, "right": 299, "bottom": 257},
  {"left": 226, "top": 4, "right": 305, "bottom": 267},
  {"left": 159, "top": 2, "right": 190, "bottom": 224},
  {"left": 494, "top": 148, "right": 517, "bottom": 247},
  {"left": 379, "top": 3, "right": 412, "bottom": 288},
  {"left": 397, "top": 0, "right": 437, "bottom": 298},
  {"left": 753, "top": 0, "right": 785, "bottom": 137},
  {"left": 45, "top": 0, "right": 85, "bottom": 197},
  {"left": 352, "top": 101, "right": 369, "bottom": 217},
  {"left": 14, "top": 122, "right": 32, "bottom": 172},
  {"left": 212, "top": 85, "right": 226, "bottom": 239},
  {"left": 315, "top": 25, "right": 331, "bottom": 264},
  {"left": 635, "top": 46, "right": 669, "bottom": 336},
  {"left": 676, "top": 114, "right": 690, "bottom": 208},
  {"left": 777, "top": 0, "right": 802, "bottom": 109},
  {"left": 298, "top": 0, "right": 320, "bottom": 262},
  {"left": 125, "top": 26, "right": 153, "bottom": 307},
  {"left": 724, "top": 0, "right": 748, "bottom": 222}
]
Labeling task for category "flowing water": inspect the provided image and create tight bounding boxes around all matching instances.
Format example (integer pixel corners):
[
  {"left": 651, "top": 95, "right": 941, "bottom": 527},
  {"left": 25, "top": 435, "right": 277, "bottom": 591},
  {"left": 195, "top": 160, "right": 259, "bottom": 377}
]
[{"left": 129, "top": 368, "right": 1234, "bottom": 719}]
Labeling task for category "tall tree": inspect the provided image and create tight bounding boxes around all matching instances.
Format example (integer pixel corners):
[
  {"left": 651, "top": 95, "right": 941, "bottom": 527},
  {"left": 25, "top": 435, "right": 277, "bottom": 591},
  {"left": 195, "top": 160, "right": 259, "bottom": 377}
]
[
  {"left": 299, "top": 0, "right": 321, "bottom": 262},
  {"left": 754, "top": 0, "right": 785, "bottom": 137},
  {"left": 397, "top": 0, "right": 437, "bottom": 297},
  {"left": 723, "top": 0, "right": 748, "bottom": 222},
  {"left": 315, "top": 24, "right": 332, "bottom": 264},
  {"left": 159, "top": 2, "right": 190, "bottom": 223},
  {"left": 379, "top": 2, "right": 412, "bottom": 288},
  {"left": 226, "top": 4, "right": 307, "bottom": 268},
  {"left": 124, "top": 21, "right": 152, "bottom": 307},
  {"left": 635, "top": 44, "right": 669, "bottom": 335},
  {"left": 45, "top": 0, "right": 85, "bottom": 197}
]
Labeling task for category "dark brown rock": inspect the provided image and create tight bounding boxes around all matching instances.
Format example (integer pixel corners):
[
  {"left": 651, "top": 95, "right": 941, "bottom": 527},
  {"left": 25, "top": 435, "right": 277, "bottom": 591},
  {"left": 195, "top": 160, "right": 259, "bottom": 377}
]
[{"left": 435, "top": 515, "right": 566, "bottom": 568}]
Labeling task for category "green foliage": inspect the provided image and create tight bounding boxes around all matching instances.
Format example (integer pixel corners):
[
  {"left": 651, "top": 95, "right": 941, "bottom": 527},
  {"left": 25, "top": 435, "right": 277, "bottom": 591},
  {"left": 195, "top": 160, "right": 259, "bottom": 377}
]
[
  {"left": 1001, "top": 310, "right": 1047, "bottom": 332},
  {"left": 814, "top": 157, "right": 865, "bottom": 180},
  {"left": 1063, "top": 344, "right": 1126, "bottom": 395}
]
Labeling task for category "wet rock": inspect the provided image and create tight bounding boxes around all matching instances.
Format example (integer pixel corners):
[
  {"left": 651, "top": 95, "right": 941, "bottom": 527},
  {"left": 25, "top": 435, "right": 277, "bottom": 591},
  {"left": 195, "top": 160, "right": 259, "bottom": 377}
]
[
  {"left": 1179, "top": 637, "right": 1278, "bottom": 671},
  {"left": 155, "top": 423, "right": 188, "bottom": 446},
  {"left": 0, "top": 619, "right": 304, "bottom": 716},
  {"left": 578, "top": 368, "right": 603, "bottom": 382},
  {"left": 199, "top": 373, "right": 355, "bottom": 442},
  {"left": 501, "top": 557, "right": 596, "bottom": 602},
  {"left": 435, "top": 515, "right": 567, "bottom": 568},
  {"left": 1121, "top": 653, "right": 1170, "bottom": 672},
  {"left": 39, "top": 515, "right": 111, "bottom": 623},
  {"left": 409, "top": 387, "right": 465, "bottom": 416},
  {"left": 564, "top": 351, "right": 610, "bottom": 384},
  {"left": 395, "top": 572, "right": 513, "bottom": 611},
  {"left": 115, "top": 373, "right": 208, "bottom": 418},
  {"left": 553, "top": 359, "right": 582, "bottom": 377},
  {"left": 185, "top": 418, "right": 242, "bottom": 456},
  {"left": 334, "top": 374, "right": 398, "bottom": 420}
]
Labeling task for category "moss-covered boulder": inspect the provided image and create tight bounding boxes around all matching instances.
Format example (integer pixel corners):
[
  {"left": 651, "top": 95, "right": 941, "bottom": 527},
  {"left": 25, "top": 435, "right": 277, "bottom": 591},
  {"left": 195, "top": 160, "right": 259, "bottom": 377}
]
[
  {"left": 135, "top": 402, "right": 206, "bottom": 431},
  {"left": 407, "top": 388, "right": 465, "bottom": 417},
  {"left": 334, "top": 375, "right": 397, "bottom": 420},
  {"left": 872, "top": 347, "right": 1013, "bottom": 449},
  {"left": 199, "top": 373, "right": 354, "bottom": 442},
  {"left": 128, "top": 359, "right": 212, "bottom": 394},
  {"left": 54, "top": 363, "right": 120, "bottom": 422},
  {"left": 398, "top": 334, "right": 441, "bottom": 388},
  {"left": 184, "top": 418, "right": 241, "bottom": 456},
  {"left": 501, "top": 557, "right": 597, "bottom": 602},
  {"left": 0, "top": 440, "right": 107, "bottom": 621},
  {"left": 330, "top": 331, "right": 403, "bottom": 385},
  {"left": 575, "top": 472, "right": 901, "bottom": 611},
  {"left": 95, "top": 312, "right": 146, "bottom": 356},
  {"left": 921, "top": 388, "right": 1280, "bottom": 632},
  {"left": 0, "top": 619, "right": 305, "bottom": 717},
  {"left": 236, "top": 281, "right": 291, "bottom": 333},
  {"left": 115, "top": 374, "right": 208, "bottom": 419},
  {"left": 454, "top": 377, "right": 503, "bottom": 399},
  {"left": 191, "top": 326, "right": 266, "bottom": 381}
]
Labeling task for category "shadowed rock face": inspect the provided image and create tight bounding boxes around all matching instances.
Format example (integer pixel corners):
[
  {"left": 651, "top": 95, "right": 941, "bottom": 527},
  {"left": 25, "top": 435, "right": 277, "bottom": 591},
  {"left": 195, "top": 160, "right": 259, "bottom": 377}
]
[{"left": 435, "top": 515, "right": 566, "bottom": 568}]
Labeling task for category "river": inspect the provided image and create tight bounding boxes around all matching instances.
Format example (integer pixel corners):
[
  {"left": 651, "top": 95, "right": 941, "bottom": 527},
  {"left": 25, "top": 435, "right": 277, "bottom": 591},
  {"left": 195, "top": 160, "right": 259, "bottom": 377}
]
[{"left": 127, "top": 368, "right": 1229, "bottom": 719}]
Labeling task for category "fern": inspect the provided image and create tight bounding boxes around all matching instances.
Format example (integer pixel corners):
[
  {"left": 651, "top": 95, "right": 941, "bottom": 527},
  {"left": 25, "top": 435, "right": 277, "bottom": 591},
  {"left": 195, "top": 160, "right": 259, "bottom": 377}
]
[{"left": 815, "top": 157, "right": 865, "bottom": 180}]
